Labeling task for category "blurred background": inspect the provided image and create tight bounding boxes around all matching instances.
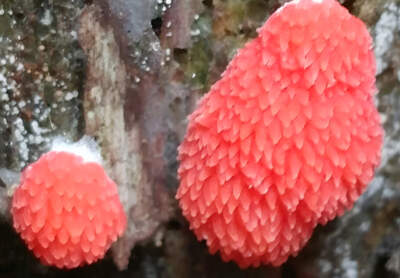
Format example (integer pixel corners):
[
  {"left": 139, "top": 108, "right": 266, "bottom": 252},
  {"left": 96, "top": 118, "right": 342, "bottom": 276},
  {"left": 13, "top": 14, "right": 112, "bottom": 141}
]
[{"left": 0, "top": 0, "right": 399, "bottom": 277}]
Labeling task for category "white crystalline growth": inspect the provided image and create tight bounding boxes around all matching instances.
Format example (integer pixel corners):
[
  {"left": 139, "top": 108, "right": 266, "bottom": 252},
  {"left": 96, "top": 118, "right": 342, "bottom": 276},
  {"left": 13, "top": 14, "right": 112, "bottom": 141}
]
[
  {"left": 276, "top": 0, "right": 300, "bottom": 14},
  {"left": 51, "top": 136, "right": 103, "bottom": 165}
]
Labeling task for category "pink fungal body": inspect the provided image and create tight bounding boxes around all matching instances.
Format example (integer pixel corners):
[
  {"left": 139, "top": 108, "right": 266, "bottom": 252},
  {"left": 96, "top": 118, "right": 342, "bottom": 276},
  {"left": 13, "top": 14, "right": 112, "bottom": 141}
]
[
  {"left": 11, "top": 151, "right": 126, "bottom": 269},
  {"left": 176, "top": 0, "right": 383, "bottom": 268}
]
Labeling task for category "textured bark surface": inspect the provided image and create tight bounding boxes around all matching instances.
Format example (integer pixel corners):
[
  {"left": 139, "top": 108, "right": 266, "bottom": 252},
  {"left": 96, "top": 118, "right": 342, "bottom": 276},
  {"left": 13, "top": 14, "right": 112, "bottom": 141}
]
[
  {"left": 78, "top": 4, "right": 172, "bottom": 270},
  {"left": 0, "top": 0, "right": 400, "bottom": 277}
]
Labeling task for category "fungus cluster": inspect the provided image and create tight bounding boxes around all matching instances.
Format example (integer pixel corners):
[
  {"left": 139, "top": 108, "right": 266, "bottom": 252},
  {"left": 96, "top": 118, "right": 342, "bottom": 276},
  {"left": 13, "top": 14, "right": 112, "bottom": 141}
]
[
  {"left": 176, "top": 0, "right": 383, "bottom": 268},
  {"left": 11, "top": 140, "right": 126, "bottom": 269}
]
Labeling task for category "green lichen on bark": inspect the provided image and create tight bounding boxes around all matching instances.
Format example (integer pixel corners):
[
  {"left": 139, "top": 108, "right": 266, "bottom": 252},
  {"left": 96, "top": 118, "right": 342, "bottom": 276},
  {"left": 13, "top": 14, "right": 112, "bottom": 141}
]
[{"left": 0, "top": 0, "right": 85, "bottom": 169}]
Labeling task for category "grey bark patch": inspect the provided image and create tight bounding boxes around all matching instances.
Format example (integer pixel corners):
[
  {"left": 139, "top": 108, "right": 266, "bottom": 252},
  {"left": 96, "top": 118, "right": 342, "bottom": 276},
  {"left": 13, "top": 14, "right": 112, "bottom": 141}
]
[{"left": 78, "top": 4, "right": 173, "bottom": 270}]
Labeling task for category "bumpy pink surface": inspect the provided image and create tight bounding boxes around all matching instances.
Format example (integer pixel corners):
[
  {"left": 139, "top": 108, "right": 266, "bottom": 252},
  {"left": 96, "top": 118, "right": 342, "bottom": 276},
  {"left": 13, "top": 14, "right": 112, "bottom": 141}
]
[
  {"left": 176, "top": 0, "right": 383, "bottom": 268},
  {"left": 11, "top": 151, "right": 126, "bottom": 269}
]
